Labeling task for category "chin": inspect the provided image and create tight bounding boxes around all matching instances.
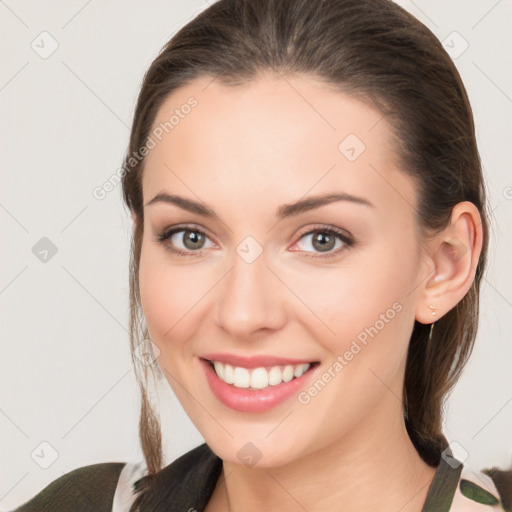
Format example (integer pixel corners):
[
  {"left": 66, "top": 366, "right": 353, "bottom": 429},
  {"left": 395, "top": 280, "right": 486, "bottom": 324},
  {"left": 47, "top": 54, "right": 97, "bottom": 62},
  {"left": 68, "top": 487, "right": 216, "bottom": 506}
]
[{"left": 202, "top": 430, "right": 308, "bottom": 469}]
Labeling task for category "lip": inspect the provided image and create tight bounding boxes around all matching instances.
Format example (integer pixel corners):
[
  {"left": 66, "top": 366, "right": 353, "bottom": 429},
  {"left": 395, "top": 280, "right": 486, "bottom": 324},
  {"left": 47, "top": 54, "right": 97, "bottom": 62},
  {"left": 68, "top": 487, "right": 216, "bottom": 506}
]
[
  {"left": 200, "top": 352, "right": 314, "bottom": 369},
  {"left": 199, "top": 357, "right": 319, "bottom": 413}
]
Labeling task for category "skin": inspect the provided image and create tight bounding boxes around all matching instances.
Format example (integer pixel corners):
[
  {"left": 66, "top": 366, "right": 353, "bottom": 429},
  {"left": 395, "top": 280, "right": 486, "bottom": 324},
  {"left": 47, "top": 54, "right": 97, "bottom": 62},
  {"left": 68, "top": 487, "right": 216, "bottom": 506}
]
[{"left": 137, "top": 71, "right": 483, "bottom": 512}]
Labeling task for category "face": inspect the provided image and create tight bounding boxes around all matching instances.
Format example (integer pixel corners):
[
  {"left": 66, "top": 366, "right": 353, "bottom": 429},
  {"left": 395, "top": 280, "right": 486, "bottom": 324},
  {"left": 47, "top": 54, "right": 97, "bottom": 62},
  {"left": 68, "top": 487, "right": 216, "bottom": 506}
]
[{"left": 138, "top": 71, "right": 428, "bottom": 468}]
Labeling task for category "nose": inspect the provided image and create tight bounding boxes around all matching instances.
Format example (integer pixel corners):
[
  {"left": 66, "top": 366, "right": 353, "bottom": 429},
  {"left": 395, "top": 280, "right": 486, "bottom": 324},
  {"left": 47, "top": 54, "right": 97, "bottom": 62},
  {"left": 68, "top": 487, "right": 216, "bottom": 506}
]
[{"left": 214, "top": 249, "right": 287, "bottom": 339}]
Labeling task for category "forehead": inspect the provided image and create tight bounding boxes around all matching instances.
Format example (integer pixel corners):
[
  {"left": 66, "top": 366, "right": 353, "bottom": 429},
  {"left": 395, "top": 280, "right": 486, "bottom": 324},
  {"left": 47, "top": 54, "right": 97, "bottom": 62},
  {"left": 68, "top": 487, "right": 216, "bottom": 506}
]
[{"left": 142, "top": 72, "right": 416, "bottom": 219}]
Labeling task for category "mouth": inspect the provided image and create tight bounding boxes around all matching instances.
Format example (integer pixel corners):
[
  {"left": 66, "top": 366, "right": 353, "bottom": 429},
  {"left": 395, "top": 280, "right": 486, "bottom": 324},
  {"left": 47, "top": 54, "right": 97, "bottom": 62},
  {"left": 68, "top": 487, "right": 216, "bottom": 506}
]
[
  {"left": 199, "top": 355, "right": 320, "bottom": 413},
  {"left": 201, "top": 358, "right": 319, "bottom": 390}
]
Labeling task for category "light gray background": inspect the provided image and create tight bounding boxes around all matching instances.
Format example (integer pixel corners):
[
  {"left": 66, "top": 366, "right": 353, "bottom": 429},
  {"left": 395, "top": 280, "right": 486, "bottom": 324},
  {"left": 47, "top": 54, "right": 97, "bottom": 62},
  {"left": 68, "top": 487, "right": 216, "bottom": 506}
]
[{"left": 1, "top": 0, "right": 511, "bottom": 509}]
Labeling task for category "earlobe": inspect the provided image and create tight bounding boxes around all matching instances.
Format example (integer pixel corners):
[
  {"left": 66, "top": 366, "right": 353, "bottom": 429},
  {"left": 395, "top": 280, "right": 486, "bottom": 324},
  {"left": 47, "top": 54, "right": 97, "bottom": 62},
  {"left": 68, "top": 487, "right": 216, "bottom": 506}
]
[{"left": 415, "top": 201, "right": 483, "bottom": 325}]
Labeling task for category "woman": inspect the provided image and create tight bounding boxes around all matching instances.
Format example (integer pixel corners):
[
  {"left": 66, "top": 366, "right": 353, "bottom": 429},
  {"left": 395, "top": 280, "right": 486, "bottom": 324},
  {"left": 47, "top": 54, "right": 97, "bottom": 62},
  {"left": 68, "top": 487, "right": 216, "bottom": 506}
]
[{"left": 12, "top": 0, "right": 510, "bottom": 511}]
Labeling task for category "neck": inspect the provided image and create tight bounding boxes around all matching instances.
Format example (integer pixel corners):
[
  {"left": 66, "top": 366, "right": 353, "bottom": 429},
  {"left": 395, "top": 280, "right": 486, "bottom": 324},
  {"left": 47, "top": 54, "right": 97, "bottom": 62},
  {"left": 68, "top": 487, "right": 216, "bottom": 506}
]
[{"left": 214, "top": 406, "right": 437, "bottom": 512}]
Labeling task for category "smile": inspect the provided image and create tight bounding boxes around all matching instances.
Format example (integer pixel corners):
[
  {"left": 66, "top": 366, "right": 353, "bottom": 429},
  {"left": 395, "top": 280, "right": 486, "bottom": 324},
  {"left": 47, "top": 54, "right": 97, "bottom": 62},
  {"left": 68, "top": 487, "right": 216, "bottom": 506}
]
[
  {"left": 209, "top": 360, "right": 311, "bottom": 390},
  {"left": 199, "top": 354, "right": 319, "bottom": 413}
]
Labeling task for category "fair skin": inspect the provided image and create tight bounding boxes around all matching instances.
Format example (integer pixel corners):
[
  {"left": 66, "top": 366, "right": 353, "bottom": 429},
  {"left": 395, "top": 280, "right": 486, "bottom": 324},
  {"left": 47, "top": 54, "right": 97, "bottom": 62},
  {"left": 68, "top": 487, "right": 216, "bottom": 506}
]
[{"left": 137, "top": 71, "right": 483, "bottom": 512}]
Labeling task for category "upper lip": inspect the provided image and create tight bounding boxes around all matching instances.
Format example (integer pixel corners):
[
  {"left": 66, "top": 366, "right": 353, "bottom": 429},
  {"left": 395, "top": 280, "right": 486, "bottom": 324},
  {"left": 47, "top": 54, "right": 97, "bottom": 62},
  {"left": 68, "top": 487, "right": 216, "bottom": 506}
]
[{"left": 201, "top": 353, "right": 316, "bottom": 369}]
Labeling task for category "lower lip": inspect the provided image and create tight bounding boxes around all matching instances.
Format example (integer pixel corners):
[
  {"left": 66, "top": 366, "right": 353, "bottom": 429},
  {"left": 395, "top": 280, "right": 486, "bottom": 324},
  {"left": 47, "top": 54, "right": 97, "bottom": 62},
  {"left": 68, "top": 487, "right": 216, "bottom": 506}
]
[{"left": 200, "top": 358, "right": 318, "bottom": 413}]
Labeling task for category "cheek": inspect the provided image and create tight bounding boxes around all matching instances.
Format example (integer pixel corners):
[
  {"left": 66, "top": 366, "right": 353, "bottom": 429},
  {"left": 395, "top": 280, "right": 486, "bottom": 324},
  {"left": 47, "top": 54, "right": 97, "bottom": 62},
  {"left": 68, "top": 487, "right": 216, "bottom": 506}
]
[
  {"left": 138, "top": 241, "right": 190, "bottom": 350},
  {"left": 313, "top": 247, "right": 419, "bottom": 362},
  {"left": 295, "top": 255, "right": 418, "bottom": 432},
  {"left": 138, "top": 239, "right": 216, "bottom": 360},
  {"left": 138, "top": 246, "right": 168, "bottom": 338}
]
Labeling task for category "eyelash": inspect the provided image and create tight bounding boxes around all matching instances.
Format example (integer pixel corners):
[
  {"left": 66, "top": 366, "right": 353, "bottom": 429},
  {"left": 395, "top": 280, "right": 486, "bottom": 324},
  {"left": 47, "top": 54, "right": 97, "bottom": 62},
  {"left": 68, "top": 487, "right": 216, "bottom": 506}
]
[{"left": 154, "top": 223, "right": 354, "bottom": 260}]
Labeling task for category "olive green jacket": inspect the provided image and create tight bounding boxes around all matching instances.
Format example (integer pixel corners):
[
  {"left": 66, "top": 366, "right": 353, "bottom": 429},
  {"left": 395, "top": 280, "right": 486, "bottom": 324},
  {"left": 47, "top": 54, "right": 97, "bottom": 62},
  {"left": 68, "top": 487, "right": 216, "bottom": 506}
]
[{"left": 11, "top": 443, "right": 511, "bottom": 512}]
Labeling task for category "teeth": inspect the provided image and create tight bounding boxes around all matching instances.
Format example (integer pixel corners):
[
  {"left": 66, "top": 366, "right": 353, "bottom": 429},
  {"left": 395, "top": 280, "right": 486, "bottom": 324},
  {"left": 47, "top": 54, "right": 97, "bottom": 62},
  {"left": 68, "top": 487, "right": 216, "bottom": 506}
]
[
  {"left": 250, "top": 367, "right": 268, "bottom": 389},
  {"left": 282, "top": 365, "right": 294, "bottom": 382},
  {"left": 268, "top": 366, "right": 282, "bottom": 386},
  {"left": 233, "top": 367, "right": 250, "bottom": 388},
  {"left": 213, "top": 361, "right": 224, "bottom": 380},
  {"left": 211, "top": 361, "right": 311, "bottom": 389},
  {"left": 294, "top": 364, "right": 307, "bottom": 378},
  {"left": 224, "top": 363, "right": 234, "bottom": 384}
]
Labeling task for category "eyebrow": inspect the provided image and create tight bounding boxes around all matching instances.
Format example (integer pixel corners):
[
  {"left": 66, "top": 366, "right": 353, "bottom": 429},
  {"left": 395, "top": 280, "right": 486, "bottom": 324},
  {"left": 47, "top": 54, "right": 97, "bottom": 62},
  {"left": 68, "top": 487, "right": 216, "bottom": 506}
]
[{"left": 145, "top": 191, "right": 374, "bottom": 220}]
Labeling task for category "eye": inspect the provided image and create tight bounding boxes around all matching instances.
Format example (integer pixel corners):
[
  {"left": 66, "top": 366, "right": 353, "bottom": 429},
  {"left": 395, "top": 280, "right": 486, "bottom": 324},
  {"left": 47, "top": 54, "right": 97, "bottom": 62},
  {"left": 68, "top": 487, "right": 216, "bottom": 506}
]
[
  {"left": 155, "top": 224, "right": 215, "bottom": 257},
  {"left": 155, "top": 223, "right": 354, "bottom": 260},
  {"left": 291, "top": 225, "right": 354, "bottom": 259}
]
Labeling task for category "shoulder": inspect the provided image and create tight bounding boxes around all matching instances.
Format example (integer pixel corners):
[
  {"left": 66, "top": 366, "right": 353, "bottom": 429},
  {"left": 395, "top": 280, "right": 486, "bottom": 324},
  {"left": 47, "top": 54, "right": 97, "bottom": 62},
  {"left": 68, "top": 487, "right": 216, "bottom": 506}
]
[
  {"left": 11, "top": 461, "right": 127, "bottom": 512},
  {"left": 135, "top": 442, "right": 220, "bottom": 489},
  {"left": 127, "top": 443, "right": 223, "bottom": 510},
  {"left": 450, "top": 465, "right": 511, "bottom": 512},
  {"left": 112, "top": 460, "right": 148, "bottom": 512}
]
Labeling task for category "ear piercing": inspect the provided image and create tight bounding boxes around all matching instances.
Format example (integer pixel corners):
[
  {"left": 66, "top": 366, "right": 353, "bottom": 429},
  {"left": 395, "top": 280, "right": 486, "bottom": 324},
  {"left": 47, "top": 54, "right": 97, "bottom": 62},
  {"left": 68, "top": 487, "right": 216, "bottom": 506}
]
[{"left": 428, "top": 305, "right": 437, "bottom": 317}]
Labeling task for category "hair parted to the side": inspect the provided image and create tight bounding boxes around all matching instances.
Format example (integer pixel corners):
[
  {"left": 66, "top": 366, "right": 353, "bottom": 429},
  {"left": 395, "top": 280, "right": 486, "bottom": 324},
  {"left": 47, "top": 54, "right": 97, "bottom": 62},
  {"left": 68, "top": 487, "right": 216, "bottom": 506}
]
[{"left": 121, "top": 0, "right": 489, "bottom": 507}]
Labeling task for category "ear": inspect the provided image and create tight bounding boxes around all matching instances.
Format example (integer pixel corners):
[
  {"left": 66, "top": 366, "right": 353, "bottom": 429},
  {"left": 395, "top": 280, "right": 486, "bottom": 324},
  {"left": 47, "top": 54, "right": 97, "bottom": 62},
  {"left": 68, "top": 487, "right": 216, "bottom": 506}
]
[{"left": 415, "top": 201, "right": 484, "bottom": 324}]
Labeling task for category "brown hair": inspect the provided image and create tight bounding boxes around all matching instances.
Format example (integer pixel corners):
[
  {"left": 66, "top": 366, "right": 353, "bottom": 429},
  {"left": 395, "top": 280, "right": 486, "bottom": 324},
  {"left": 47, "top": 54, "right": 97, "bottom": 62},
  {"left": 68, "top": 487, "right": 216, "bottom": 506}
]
[{"left": 121, "top": 0, "right": 489, "bottom": 505}]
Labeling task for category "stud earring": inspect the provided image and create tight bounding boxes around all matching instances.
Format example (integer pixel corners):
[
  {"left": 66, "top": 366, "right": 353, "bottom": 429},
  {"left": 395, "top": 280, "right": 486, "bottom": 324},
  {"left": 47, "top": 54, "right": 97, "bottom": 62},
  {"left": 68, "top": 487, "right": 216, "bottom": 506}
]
[{"left": 428, "top": 305, "right": 437, "bottom": 317}]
